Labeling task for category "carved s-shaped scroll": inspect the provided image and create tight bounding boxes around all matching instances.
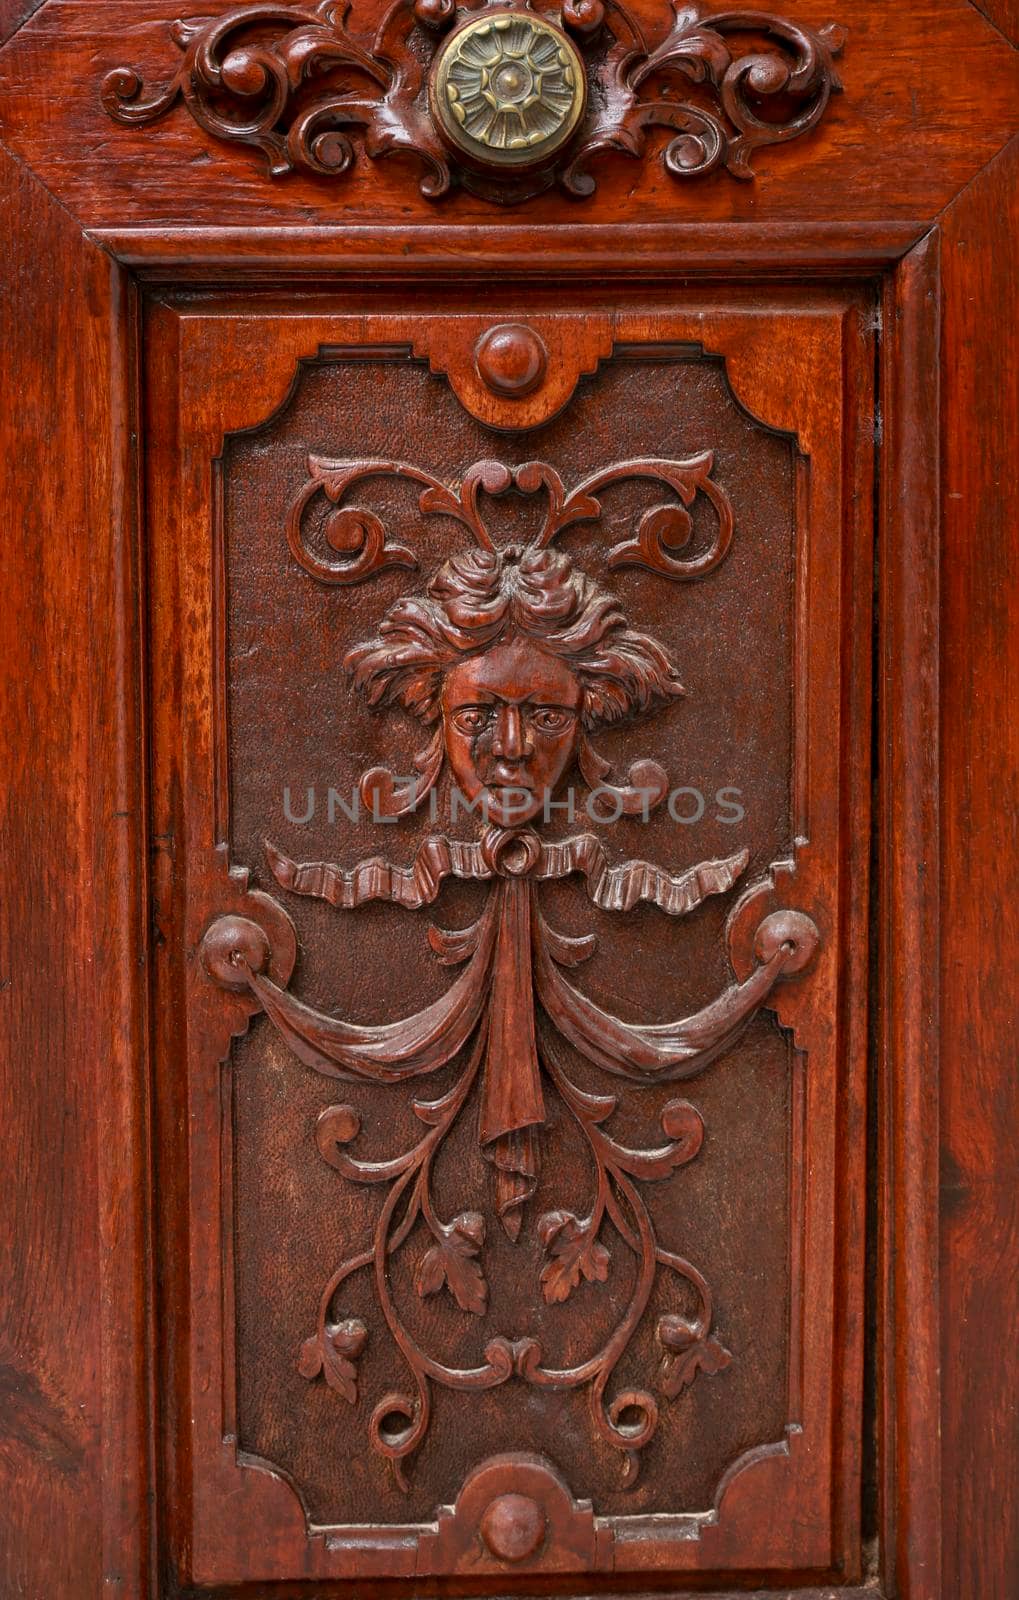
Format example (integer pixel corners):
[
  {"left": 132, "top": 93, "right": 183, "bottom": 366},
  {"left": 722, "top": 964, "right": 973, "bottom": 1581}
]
[{"left": 284, "top": 452, "right": 734, "bottom": 587}]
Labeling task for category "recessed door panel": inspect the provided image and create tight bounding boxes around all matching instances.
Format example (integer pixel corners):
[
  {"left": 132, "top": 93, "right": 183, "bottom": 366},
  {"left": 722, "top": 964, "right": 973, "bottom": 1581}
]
[{"left": 146, "top": 289, "right": 873, "bottom": 1587}]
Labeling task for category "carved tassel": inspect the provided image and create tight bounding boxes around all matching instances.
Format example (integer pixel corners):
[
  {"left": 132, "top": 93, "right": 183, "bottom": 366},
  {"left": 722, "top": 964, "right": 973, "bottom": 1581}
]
[
  {"left": 479, "top": 878, "right": 545, "bottom": 1240},
  {"left": 487, "top": 1127, "right": 540, "bottom": 1245}
]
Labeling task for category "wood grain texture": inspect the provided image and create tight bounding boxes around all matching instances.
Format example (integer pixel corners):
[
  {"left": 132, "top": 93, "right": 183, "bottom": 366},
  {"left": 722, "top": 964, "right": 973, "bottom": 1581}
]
[
  {"left": 176, "top": 1586, "right": 886, "bottom": 1600},
  {"left": 877, "top": 231, "right": 942, "bottom": 1600},
  {"left": 0, "top": 0, "right": 1016, "bottom": 233},
  {"left": 0, "top": 146, "right": 150, "bottom": 1600},
  {"left": 0, "top": 0, "right": 44, "bottom": 47},
  {"left": 971, "top": 0, "right": 1019, "bottom": 46},
  {"left": 91, "top": 218, "right": 926, "bottom": 277},
  {"left": 938, "top": 135, "right": 1019, "bottom": 1600}
]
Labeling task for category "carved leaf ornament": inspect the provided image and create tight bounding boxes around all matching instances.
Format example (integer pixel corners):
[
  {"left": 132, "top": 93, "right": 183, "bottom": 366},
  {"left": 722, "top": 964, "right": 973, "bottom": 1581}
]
[
  {"left": 201, "top": 441, "right": 821, "bottom": 1490},
  {"left": 103, "top": 0, "right": 846, "bottom": 203}
]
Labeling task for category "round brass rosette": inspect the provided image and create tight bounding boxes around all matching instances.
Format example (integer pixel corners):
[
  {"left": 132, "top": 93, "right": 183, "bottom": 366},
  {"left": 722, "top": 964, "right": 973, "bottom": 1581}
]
[{"left": 430, "top": 11, "right": 587, "bottom": 170}]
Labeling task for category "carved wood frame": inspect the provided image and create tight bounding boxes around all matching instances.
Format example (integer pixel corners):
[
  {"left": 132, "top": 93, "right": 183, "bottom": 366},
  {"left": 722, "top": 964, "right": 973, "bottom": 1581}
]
[
  {"left": 1, "top": 3, "right": 1016, "bottom": 1599},
  {"left": 140, "top": 291, "right": 871, "bottom": 1585}
]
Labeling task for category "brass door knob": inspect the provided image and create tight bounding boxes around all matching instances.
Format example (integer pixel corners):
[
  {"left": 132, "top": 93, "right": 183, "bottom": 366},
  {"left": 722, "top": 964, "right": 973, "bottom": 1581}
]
[{"left": 430, "top": 11, "right": 587, "bottom": 171}]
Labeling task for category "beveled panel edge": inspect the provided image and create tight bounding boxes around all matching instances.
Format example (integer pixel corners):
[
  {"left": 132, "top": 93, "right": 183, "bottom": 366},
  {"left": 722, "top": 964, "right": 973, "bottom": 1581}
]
[{"left": 88, "top": 219, "right": 927, "bottom": 277}]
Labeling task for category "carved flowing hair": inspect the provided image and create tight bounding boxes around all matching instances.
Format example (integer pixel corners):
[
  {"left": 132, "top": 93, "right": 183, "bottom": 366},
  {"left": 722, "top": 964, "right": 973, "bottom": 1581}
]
[{"left": 344, "top": 543, "right": 685, "bottom": 727}]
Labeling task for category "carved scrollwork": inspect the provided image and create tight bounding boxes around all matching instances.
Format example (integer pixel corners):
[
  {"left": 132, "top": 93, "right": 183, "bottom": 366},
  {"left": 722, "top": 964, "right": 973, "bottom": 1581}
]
[
  {"left": 560, "top": 0, "right": 846, "bottom": 195},
  {"left": 284, "top": 450, "right": 734, "bottom": 587},
  {"left": 101, "top": 0, "right": 846, "bottom": 204},
  {"left": 284, "top": 457, "right": 421, "bottom": 583}
]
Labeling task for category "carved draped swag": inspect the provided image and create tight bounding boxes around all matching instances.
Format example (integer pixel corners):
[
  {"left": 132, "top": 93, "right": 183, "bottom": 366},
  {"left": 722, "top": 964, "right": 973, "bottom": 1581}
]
[{"left": 254, "top": 828, "right": 773, "bottom": 1233}]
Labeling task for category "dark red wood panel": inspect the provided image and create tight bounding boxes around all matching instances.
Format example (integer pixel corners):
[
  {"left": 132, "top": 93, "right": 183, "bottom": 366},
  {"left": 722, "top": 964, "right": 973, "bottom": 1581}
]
[
  {"left": 877, "top": 231, "right": 943, "bottom": 1600},
  {"left": 0, "top": 146, "right": 148, "bottom": 1600},
  {"left": 0, "top": 4, "right": 1015, "bottom": 1598},
  {"left": 939, "top": 135, "right": 1019, "bottom": 1600},
  {"left": 227, "top": 347, "right": 798, "bottom": 1529},
  {"left": 142, "top": 289, "right": 873, "bottom": 1588}
]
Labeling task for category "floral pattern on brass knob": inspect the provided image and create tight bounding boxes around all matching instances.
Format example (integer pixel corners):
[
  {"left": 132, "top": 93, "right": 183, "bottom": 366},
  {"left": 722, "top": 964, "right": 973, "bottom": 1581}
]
[{"left": 431, "top": 13, "right": 587, "bottom": 168}]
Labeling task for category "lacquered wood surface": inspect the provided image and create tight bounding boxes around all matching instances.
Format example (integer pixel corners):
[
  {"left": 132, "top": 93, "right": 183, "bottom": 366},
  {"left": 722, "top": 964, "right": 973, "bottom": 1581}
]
[
  {"left": 0, "top": 3, "right": 1016, "bottom": 1598},
  {"left": 0, "top": 144, "right": 149, "bottom": 1599},
  {"left": 0, "top": 0, "right": 1015, "bottom": 232},
  {"left": 938, "top": 135, "right": 1019, "bottom": 1600}
]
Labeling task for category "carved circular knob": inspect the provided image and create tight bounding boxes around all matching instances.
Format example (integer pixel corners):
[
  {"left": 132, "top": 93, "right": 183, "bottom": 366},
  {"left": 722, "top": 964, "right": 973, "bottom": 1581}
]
[
  {"left": 480, "top": 826, "right": 542, "bottom": 878},
  {"left": 200, "top": 914, "right": 270, "bottom": 990},
  {"left": 480, "top": 1492, "right": 546, "bottom": 1562},
  {"left": 475, "top": 324, "right": 548, "bottom": 398},
  {"left": 754, "top": 909, "right": 820, "bottom": 974},
  {"left": 430, "top": 12, "right": 587, "bottom": 170}
]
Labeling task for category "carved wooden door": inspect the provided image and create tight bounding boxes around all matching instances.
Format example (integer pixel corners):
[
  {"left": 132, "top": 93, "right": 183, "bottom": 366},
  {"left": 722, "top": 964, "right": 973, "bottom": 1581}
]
[{"left": 1, "top": 3, "right": 1016, "bottom": 1600}]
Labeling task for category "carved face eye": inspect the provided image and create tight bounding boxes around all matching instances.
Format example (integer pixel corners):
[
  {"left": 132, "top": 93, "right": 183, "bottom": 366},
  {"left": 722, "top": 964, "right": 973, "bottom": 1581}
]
[
  {"left": 530, "top": 707, "right": 576, "bottom": 735},
  {"left": 450, "top": 706, "right": 494, "bottom": 735}
]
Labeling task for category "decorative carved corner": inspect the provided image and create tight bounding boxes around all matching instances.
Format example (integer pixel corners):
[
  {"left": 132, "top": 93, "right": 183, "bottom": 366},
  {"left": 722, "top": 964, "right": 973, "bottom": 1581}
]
[
  {"left": 413, "top": 318, "right": 613, "bottom": 429},
  {"left": 101, "top": 0, "right": 846, "bottom": 205},
  {"left": 417, "top": 1453, "right": 610, "bottom": 1572},
  {"left": 691, "top": 1426, "right": 829, "bottom": 1569}
]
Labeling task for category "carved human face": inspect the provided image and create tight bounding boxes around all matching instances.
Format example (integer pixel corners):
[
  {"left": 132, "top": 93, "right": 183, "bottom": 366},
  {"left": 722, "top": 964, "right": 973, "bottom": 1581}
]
[{"left": 441, "top": 634, "right": 582, "bottom": 828}]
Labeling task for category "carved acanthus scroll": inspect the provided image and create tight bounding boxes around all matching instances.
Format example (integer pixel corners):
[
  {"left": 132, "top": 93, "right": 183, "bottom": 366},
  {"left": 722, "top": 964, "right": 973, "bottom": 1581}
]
[
  {"left": 102, "top": 0, "right": 846, "bottom": 204},
  {"left": 285, "top": 450, "right": 735, "bottom": 583}
]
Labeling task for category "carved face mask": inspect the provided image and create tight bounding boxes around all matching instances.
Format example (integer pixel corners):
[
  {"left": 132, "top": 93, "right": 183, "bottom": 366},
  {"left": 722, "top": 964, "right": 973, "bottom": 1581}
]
[{"left": 441, "top": 634, "right": 582, "bottom": 828}]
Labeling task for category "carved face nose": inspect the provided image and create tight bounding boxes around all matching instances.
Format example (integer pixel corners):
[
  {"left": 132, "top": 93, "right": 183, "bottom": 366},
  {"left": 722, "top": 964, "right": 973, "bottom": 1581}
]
[{"left": 490, "top": 705, "right": 531, "bottom": 762}]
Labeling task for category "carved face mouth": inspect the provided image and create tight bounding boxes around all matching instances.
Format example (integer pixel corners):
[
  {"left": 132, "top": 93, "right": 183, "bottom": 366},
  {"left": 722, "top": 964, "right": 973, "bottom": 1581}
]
[{"left": 441, "top": 635, "right": 581, "bottom": 827}]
